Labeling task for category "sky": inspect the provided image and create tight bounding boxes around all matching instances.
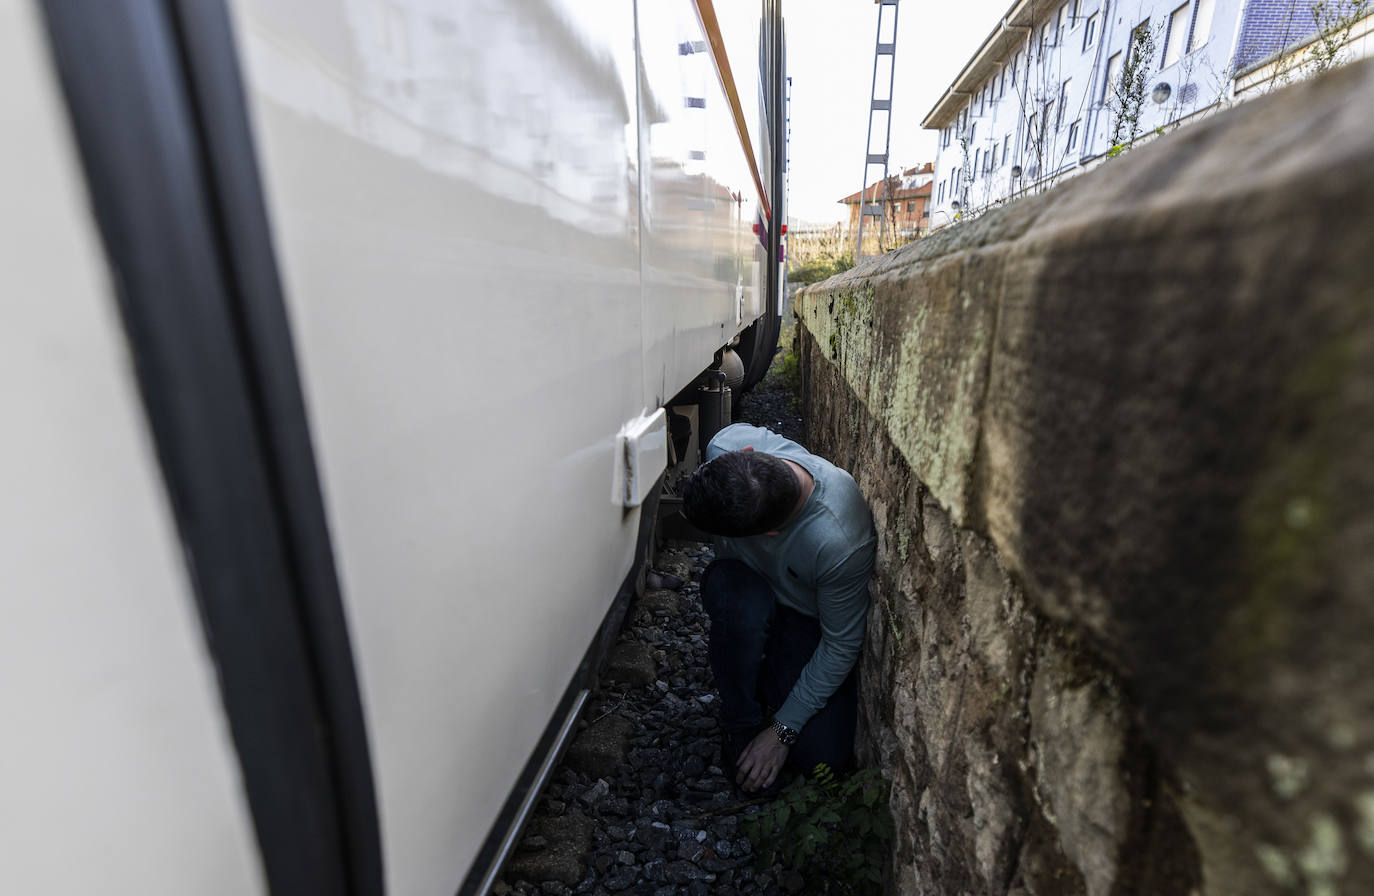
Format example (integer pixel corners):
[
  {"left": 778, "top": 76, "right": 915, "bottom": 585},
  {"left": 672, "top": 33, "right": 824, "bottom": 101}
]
[{"left": 784, "top": 0, "right": 1013, "bottom": 225}]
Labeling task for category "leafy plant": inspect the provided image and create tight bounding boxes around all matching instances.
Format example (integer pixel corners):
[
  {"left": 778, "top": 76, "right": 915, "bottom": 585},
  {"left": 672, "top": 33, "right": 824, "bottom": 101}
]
[
  {"left": 772, "top": 344, "right": 800, "bottom": 394},
  {"left": 789, "top": 253, "right": 854, "bottom": 286},
  {"left": 957, "top": 129, "right": 973, "bottom": 213},
  {"left": 1307, "top": 0, "right": 1370, "bottom": 75},
  {"left": 1107, "top": 21, "right": 1161, "bottom": 150},
  {"left": 741, "top": 764, "right": 893, "bottom": 895},
  {"left": 788, "top": 230, "right": 855, "bottom": 285}
]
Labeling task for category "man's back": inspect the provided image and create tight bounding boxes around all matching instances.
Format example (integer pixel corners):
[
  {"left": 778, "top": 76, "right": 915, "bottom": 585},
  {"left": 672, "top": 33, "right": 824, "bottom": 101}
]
[
  {"left": 701, "top": 423, "right": 875, "bottom": 737},
  {"left": 707, "top": 423, "right": 875, "bottom": 619}
]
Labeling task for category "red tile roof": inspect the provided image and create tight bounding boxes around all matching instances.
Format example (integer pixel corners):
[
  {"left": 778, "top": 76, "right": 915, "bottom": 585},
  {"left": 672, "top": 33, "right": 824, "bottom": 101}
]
[{"left": 838, "top": 163, "right": 934, "bottom": 204}]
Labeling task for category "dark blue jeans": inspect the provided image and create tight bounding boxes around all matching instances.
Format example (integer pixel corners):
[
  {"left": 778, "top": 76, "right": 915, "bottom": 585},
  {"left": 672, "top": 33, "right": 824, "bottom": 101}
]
[{"left": 700, "top": 558, "right": 859, "bottom": 776}]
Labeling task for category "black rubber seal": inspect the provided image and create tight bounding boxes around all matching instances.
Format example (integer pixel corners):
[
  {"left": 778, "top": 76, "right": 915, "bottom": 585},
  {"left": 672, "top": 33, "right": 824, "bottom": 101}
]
[{"left": 37, "top": 3, "right": 383, "bottom": 894}]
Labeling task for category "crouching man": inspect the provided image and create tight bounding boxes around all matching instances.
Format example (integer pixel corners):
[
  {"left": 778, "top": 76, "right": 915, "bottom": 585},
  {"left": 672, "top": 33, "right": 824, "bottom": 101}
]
[{"left": 680, "top": 423, "right": 876, "bottom": 793}]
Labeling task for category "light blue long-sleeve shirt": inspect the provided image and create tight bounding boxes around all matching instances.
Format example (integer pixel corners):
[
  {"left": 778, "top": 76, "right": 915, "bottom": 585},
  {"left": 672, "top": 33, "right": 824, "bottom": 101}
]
[{"left": 705, "top": 424, "right": 876, "bottom": 732}]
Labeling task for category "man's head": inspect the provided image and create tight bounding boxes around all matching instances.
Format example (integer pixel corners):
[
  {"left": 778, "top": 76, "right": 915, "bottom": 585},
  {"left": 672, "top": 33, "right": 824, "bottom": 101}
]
[{"left": 680, "top": 450, "right": 801, "bottom": 537}]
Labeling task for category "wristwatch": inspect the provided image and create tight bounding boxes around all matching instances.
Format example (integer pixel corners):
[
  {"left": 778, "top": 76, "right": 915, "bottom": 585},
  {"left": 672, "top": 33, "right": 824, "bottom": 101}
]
[{"left": 770, "top": 718, "right": 799, "bottom": 746}]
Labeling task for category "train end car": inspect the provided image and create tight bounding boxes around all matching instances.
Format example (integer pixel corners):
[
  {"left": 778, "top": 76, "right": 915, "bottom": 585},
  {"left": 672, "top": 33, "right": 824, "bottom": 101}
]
[{"left": 2, "top": 0, "right": 786, "bottom": 893}]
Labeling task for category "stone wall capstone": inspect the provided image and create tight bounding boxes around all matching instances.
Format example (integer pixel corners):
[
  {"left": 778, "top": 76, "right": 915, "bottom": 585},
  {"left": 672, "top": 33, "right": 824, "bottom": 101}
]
[{"left": 797, "top": 59, "right": 1374, "bottom": 895}]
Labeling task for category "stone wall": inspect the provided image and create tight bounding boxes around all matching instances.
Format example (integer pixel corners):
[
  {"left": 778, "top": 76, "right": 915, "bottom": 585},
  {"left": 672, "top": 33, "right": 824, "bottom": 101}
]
[{"left": 795, "top": 60, "right": 1374, "bottom": 895}]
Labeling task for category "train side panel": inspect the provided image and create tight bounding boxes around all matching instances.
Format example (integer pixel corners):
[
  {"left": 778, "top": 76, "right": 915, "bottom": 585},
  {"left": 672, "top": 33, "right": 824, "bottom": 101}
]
[
  {"left": 637, "top": 1, "right": 767, "bottom": 405},
  {"left": 224, "top": 0, "right": 774, "bottom": 892}
]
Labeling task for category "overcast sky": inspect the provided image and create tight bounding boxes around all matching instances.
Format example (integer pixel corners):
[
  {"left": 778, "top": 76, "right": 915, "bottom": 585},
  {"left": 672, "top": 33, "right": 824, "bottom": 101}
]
[{"left": 785, "top": 0, "right": 1013, "bottom": 224}]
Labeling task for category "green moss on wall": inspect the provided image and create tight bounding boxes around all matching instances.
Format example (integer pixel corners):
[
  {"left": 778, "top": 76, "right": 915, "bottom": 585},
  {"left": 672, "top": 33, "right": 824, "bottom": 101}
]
[{"left": 1228, "top": 330, "right": 1353, "bottom": 671}]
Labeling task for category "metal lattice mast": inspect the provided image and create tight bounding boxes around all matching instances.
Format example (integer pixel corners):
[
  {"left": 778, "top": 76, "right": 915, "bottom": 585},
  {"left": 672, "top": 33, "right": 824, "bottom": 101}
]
[{"left": 856, "top": 0, "right": 900, "bottom": 261}]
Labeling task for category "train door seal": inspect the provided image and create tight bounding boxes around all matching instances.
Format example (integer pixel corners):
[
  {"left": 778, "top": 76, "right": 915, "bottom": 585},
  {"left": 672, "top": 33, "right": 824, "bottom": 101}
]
[{"left": 37, "top": 2, "right": 384, "bottom": 894}]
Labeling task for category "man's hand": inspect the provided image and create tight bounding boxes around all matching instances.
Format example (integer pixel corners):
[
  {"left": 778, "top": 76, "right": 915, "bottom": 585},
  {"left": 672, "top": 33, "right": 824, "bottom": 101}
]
[{"left": 736, "top": 727, "right": 789, "bottom": 792}]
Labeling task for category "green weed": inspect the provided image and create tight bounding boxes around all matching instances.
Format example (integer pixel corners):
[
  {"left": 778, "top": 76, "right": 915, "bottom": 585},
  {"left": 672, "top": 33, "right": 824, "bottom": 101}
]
[{"left": 741, "top": 764, "right": 893, "bottom": 895}]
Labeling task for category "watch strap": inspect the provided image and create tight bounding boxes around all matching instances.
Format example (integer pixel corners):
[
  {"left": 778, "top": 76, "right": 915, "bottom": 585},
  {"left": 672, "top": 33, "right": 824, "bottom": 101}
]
[{"left": 770, "top": 718, "right": 799, "bottom": 746}]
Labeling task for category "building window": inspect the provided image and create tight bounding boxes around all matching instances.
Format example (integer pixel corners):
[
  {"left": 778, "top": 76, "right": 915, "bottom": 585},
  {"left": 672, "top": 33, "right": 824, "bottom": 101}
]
[
  {"left": 1083, "top": 12, "right": 1098, "bottom": 50},
  {"left": 1188, "top": 0, "right": 1215, "bottom": 53},
  {"left": 1026, "top": 113, "right": 1038, "bottom": 151},
  {"left": 1163, "top": 3, "right": 1190, "bottom": 67},
  {"left": 1058, "top": 79, "right": 1070, "bottom": 127},
  {"left": 1104, "top": 51, "right": 1123, "bottom": 103},
  {"left": 1011, "top": 52, "right": 1019, "bottom": 86},
  {"left": 907, "top": 201, "right": 915, "bottom": 212},
  {"left": 973, "top": 149, "right": 980, "bottom": 178},
  {"left": 1067, "top": 119, "right": 1081, "bottom": 151},
  {"left": 1003, "top": 134, "right": 1011, "bottom": 163}
]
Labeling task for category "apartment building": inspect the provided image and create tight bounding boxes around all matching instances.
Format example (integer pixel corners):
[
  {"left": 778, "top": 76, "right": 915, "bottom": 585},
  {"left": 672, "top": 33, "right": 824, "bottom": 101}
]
[
  {"left": 838, "top": 164, "right": 935, "bottom": 235},
  {"left": 923, "top": 0, "right": 1247, "bottom": 223}
]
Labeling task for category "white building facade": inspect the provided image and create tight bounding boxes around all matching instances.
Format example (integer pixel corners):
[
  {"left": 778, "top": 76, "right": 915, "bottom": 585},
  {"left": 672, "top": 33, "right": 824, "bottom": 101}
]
[{"left": 924, "top": 0, "right": 1248, "bottom": 223}]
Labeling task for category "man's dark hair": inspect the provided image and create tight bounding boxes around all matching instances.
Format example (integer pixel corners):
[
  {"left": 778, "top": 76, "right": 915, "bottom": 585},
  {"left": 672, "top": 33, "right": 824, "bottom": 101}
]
[{"left": 680, "top": 451, "right": 801, "bottom": 537}]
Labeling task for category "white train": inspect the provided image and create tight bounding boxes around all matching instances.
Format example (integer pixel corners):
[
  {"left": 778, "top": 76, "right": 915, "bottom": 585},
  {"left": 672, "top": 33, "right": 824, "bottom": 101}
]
[{"left": 1, "top": 0, "right": 785, "bottom": 893}]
